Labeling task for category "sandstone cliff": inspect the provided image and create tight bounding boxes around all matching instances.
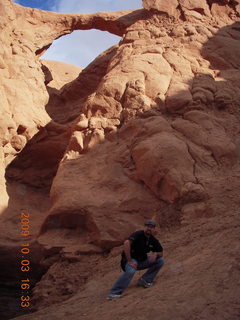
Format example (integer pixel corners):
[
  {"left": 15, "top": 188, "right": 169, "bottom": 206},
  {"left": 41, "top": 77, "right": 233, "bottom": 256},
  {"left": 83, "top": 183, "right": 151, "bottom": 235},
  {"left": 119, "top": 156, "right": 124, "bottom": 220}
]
[{"left": 0, "top": 0, "right": 240, "bottom": 319}]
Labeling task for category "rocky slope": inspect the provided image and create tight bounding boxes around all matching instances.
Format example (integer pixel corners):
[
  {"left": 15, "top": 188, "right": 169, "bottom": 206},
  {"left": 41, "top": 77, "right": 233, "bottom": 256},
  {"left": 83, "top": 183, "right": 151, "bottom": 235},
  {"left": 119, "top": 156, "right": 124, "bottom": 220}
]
[{"left": 0, "top": 0, "right": 240, "bottom": 319}]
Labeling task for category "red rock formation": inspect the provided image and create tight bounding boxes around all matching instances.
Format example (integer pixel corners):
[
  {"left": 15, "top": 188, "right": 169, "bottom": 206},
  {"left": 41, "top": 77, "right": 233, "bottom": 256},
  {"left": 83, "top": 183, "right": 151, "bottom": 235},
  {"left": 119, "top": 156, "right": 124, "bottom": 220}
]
[
  {"left": 37, "top": 0, "right": 240, "bottom": 252},
  {"left": 0, "top": 0, "right": 146, "bottom": 207},
  {"left": 0, "top": 0, "right": 240, "bottom": 318}
]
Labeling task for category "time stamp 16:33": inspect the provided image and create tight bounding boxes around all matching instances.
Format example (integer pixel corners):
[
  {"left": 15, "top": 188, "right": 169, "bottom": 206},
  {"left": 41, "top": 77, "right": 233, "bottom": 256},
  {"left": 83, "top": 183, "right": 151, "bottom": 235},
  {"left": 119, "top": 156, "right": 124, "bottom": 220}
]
[{"left": 20, "top": 210, "right": 31, "bottom": 308}]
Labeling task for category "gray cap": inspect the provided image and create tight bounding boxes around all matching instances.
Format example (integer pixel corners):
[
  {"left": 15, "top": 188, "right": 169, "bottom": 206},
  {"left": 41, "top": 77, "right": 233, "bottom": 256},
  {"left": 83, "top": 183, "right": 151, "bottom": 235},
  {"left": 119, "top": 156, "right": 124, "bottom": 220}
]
[{"left": 144, "top": 220, "right": 157, "bottom": 227}]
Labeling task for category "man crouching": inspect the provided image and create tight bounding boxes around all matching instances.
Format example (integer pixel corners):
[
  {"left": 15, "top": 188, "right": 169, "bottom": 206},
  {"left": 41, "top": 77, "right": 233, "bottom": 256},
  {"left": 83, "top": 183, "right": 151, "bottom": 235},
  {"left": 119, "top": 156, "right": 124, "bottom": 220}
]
[{"left": 107, "top": 220, "right": 164, "bottom": 299}]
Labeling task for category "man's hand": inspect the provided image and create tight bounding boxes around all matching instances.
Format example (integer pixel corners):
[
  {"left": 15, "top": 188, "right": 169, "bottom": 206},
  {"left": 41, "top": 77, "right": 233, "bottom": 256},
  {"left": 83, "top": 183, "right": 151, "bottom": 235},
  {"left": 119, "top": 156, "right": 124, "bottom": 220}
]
[
  {"left": 128, "top": 261, "right": 137, "bottom": 269},
  {"left": 148, "top": 256, "right": 157, "bottom": 264},
  {"left": 148, "top": 251, "right": 162, "bottom": 263}
]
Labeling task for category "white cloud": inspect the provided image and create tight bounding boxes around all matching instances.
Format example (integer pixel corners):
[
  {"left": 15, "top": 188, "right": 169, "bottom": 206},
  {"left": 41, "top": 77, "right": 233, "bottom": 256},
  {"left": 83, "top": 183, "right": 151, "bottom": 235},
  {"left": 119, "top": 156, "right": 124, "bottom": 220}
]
[
  {"left": 41, "top": 0, "right": 142, "bottom": 67},
  {"left": 55, "top": 0, "right": 142, "bottom": 13}
]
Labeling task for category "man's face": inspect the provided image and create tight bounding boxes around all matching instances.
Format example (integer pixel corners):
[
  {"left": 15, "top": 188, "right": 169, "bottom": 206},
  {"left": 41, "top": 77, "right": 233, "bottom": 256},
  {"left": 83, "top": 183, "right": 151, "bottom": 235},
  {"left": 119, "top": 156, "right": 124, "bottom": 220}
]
[{"left": 144, "top": 224, "right": 156, "bottom": 235}]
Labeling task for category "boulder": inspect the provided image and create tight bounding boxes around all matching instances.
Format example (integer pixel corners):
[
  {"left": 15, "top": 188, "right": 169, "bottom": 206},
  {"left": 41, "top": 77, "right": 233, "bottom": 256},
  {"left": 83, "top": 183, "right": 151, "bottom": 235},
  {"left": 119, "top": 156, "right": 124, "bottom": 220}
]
[{"left": 143, "top": 0, "right": 179, "bottom": 17}]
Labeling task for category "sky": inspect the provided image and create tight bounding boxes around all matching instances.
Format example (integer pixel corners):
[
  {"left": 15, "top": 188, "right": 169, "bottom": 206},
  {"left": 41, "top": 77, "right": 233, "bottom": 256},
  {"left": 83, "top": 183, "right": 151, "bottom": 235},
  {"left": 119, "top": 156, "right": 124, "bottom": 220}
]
[{"left": 13, "top": 0, "right": 142, "bottom": 67}]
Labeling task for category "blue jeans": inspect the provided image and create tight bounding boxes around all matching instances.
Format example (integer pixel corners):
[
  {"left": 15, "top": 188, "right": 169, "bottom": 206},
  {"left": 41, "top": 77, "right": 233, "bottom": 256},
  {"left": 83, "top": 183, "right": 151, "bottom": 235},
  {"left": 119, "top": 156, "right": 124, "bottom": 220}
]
[{"left": 110, "top": 257, "right": 164, "bottom": 295}]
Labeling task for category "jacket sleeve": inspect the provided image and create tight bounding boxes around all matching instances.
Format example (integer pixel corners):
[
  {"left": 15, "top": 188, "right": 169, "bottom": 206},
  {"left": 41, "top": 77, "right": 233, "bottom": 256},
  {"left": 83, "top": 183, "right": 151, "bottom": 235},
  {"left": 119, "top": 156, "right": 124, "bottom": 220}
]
[{"left": 153, "top": 239, "right": 163, "bottom": 252}]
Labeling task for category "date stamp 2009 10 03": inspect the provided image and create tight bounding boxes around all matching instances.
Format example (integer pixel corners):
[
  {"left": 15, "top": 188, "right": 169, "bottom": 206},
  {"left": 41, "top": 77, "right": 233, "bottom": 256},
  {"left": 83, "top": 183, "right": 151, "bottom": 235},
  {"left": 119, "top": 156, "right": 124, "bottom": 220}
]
[{"left": 19, "top": 210, "right": 31, "bottom": 309}]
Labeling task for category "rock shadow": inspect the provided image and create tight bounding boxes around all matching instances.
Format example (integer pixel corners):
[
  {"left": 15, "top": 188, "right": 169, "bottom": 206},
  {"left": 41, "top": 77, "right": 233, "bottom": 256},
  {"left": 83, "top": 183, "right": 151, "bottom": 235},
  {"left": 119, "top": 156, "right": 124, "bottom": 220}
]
[
  {"left": 0, "top": 18, "right": 240, "bottom": 320},
  {"left": 43, "top": 41, "right": 120, "bottom": 124}
]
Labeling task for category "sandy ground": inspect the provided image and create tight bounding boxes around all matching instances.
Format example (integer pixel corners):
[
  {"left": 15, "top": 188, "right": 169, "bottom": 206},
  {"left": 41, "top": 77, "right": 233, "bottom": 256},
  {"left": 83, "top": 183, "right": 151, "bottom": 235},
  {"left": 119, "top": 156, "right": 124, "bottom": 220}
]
[{"left": 11, "top": 166, "right": 240, "bottom": 320}]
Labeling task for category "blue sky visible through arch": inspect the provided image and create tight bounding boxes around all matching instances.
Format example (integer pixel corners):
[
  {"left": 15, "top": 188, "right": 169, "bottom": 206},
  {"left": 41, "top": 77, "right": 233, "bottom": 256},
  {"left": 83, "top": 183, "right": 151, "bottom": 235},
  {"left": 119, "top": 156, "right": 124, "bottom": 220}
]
[
  {"left": 13, "top": 0, "right": 142, "bottom": 67},
  {"left": 42, "top": 30, "right": 122, "bottom": 68}
]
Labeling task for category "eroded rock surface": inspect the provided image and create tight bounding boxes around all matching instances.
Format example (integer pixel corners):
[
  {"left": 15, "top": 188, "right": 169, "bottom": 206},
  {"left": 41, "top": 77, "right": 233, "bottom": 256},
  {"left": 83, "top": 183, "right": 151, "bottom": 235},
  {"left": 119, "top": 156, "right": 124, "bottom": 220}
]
[
  {"left": 0, "top": 0, "right": 240, "bottom": 319},
  {"left": 38, "top": 1, "right": 240, "bottom": 252},
  {"left": 0, "top": 0, "right": 146, "bottom": 207}
]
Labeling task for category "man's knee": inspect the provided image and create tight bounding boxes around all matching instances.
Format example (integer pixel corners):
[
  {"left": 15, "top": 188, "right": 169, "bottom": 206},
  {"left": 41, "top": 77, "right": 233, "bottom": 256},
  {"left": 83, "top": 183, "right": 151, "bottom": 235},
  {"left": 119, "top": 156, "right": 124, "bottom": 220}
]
[
  {"left": 125, "top": 264, "right": 137, "bottom": 275},
  {"left": 156, "top": 257, "right": 165, "bottom": 267},
  {"left": 125, "top": 270, "right": 136, "bottom": 277}
]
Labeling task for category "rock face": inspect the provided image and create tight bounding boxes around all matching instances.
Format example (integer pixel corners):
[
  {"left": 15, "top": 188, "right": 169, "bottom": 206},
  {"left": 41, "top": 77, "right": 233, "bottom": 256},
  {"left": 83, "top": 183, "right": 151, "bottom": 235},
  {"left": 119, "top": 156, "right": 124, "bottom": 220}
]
[
  {"left": 143, "top": 0, "right": 179, "bottom": 17},
  {"left": 0, "top": 0, "right": 240, "bottom": 318},
  {"left": 37, "top": 0, "right": 240, "bottom": 251},
  {"left": 0, "top": 0, "right": 145, "bottom": 206}
]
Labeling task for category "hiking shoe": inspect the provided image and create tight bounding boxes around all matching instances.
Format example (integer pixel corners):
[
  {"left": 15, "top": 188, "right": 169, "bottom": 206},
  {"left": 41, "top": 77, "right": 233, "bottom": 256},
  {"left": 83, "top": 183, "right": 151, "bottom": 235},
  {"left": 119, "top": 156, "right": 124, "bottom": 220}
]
[
  {"left": 137, "top": 278, "right": 152, "bottom": 288},
  {"left": 107, "top": 293, "right": 121, "bottom": 300}
]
